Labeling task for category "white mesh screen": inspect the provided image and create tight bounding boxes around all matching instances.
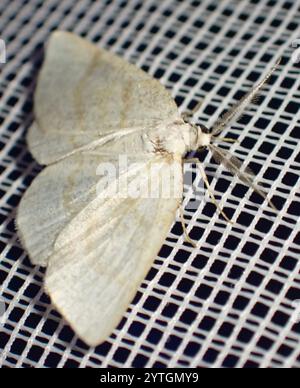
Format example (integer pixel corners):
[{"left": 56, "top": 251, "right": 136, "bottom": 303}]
[{"left": 0, "top": 0, "right": 300, "bottom": 368}]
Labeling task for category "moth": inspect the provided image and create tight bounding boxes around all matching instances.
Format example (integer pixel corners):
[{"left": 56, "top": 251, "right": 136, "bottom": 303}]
[{"left": 17, "top": 31, "right": 279, "bottom": 346}]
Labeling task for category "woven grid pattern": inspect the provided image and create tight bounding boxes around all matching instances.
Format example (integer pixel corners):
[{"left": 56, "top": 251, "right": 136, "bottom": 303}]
[{"left": 0, "top": 0, "right": 300, "bottom": 368}]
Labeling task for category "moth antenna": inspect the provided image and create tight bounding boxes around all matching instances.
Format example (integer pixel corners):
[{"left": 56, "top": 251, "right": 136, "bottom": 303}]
[
  {"left": 209, "top": 144, "right": 277, "bottom": 211},
  {"left": 212, "top": 137, "right": 239, "bottom": 144},
  {"left": 250, "top": 93, "right": 262, "bottom": 105},
  {"left": 215, "top": 90, "right": 261, "bottom": 130},
  {"left": 212, "top": 58, "right": 281, "bottom": 136}
]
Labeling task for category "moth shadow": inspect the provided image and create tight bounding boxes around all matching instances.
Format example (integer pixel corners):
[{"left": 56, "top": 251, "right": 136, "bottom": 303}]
[
  {"left": 1, "top": 45, "right": 46, "bottom": 264},
  {"left": 15, "top": 42, "right": 45, "bottom": 190},
  {"left": 18, "top": 42, "right": 45, "bottom": 166}
]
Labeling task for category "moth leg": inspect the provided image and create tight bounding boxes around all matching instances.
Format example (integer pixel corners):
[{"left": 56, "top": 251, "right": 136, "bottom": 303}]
[
  {"left": 184, "top": 158, "right": 234, "bottom": 224},
  {"left": 179, "top": 205, "right": 197, "bottom": 248},
  {"left": 197, "top": 163, "right": 234, "bottom": 224},
  {"left": 182, "top": 100, "right": 203, "bottom": 121},
  {"left": 184, "top": 158, "right": 199, "bottom": 164}
]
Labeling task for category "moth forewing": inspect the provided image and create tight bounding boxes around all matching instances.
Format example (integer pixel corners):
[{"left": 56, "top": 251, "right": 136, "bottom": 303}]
[{"left": 45, "top": 156, "right": 183, "bottom": 346}]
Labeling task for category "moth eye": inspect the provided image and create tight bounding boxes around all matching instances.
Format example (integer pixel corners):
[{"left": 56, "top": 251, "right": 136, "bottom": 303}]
[
  {"left": 200, "top": 124, "right": 211, "bottom": 134},
  {"left": 192, "top": 126, "right": 198, "bottom": 139}
]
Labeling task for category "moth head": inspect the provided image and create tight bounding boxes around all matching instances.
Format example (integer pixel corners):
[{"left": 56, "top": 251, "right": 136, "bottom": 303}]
[
  {"left": 194, "top": 124, "right": 212, "bottom": 151},
  {"left": 196, "top": 124, "right": 237, "bottom": 151}
]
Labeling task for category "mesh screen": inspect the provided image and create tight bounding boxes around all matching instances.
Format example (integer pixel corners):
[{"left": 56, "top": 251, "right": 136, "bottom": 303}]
[{"left": 0, "top": 0, "right": 300, "bottom": 368}]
